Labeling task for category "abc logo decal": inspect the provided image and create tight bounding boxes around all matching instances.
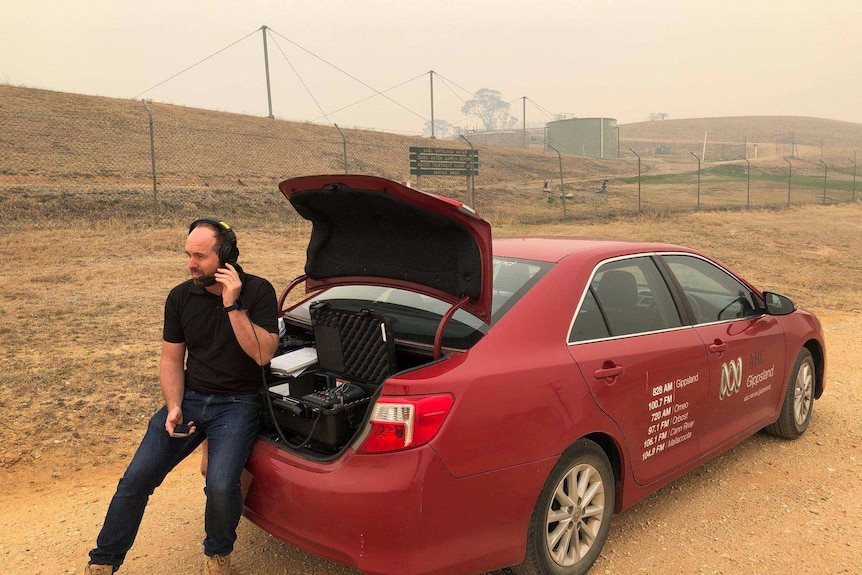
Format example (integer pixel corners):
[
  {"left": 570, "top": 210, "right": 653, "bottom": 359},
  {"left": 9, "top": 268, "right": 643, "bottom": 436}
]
[{"left": 719, "top": 357, "right": 743, "bottom": 399}]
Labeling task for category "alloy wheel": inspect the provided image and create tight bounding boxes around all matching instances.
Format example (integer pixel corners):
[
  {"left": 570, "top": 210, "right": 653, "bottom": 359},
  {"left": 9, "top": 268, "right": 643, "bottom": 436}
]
[{"left": 545, "top": 463, "right": 606, "bottom": 566}]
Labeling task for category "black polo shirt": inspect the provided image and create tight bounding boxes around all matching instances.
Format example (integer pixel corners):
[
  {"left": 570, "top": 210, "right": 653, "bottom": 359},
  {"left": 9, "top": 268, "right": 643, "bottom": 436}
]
[{"left": 162, "top": 271, "right": 278, "bottom": 395}]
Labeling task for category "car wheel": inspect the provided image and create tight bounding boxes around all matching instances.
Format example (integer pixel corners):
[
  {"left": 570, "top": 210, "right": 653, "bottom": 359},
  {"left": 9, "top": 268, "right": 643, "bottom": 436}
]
[
  {"left": 514, "top": 439, "right": 614, "bottom": 575},
  {"left": 764, "top": 348, "right": 815, "bottom": 439}
]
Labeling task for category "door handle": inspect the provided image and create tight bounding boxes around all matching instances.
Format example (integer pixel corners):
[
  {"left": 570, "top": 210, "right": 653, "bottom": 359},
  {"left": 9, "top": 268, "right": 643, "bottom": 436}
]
[
  {"left": 708, "top": 340, "right": 728, "bottom": 355},
  {"left": 594, "top": 364, "right": 625, "bottom": 382}
]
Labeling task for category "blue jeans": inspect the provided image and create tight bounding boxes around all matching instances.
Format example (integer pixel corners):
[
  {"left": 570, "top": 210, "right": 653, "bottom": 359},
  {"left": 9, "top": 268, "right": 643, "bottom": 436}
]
[{"left": 89, "top": 389, "right": 262, "bottom": 569}]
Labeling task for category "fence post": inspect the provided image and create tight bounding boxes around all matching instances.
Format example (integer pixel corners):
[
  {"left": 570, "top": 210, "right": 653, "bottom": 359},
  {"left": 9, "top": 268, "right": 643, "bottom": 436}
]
[
  {"left": 630, "top": 148, "right": 641, "bottom": 214},
  {"left": 739, "top": 155, "right": 750, "bottom": 209},
  {"left": 690, "top": 152, "right": 701, "bottom": 210},
  {"left": 548, "top": 144, "right": 567, "bottom": 219},
  {"left": 142, "top": 99, "right": 158, "bottom": 221},
  {"left": 851, "top": 151, "right": 857, "bottom": 202},
  {"left": 334, "top": 123, "right": 348, "bottom": 174},
  {"left": 460, "top": 135, "right": 475, "bottom": 207},
  {"left": 819, "top": 159, "right": 828, "bottom": 205}
]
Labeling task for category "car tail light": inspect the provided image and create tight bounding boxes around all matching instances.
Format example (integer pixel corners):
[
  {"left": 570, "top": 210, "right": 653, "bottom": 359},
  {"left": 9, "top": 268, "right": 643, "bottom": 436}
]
[{"left": 358, "top": 394, "right": 454, "bottom": 454}]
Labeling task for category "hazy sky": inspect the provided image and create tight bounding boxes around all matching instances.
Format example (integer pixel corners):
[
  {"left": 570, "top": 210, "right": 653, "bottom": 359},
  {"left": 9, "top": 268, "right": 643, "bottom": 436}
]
[{"left": 3, "top": 0, "right": 860, "bottom": 134}]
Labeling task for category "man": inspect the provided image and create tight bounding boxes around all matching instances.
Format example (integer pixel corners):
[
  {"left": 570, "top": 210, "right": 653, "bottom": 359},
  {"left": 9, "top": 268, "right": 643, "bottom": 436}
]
[{"left": 85, "top": 218, "right": 279, "bottom": 575}]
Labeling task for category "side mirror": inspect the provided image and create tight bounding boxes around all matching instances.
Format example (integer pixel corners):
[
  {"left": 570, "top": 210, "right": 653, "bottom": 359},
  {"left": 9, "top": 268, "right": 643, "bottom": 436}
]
[{"left": 763, "top": 292, "right": 797, "bottom": 316}]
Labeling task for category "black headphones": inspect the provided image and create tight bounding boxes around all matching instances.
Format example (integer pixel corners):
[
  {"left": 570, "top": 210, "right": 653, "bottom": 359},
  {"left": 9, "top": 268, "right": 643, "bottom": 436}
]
[{"left": 188, "top": 217, "right": 240, "bottom": 266}]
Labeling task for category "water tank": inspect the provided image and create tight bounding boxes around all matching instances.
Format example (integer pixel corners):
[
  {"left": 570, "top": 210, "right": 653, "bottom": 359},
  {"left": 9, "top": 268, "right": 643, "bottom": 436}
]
[{"left": 546, "top": 117, "right": 618, "bottom": 159}]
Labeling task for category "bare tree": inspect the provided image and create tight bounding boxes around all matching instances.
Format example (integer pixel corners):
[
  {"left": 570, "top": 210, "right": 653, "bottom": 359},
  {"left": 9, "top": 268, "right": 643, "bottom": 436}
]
[
  {"left": 461, "top": 88, "right": 515, "bottom": 131},
  {"left": 423, "top": 119, "right": 453, "bottom": 138}
]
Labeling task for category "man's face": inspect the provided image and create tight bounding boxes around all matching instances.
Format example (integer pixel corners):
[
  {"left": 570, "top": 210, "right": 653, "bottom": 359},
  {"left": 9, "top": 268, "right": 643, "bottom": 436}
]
[{"left": 185, "top": 226, "right": 220, "bottom": 286}]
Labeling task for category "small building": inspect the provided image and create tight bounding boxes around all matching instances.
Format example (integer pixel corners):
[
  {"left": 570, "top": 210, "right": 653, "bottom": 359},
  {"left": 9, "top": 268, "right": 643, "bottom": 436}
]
[
  {"left": 546, "top": 117, "right": 618, "bottom": 159},
  {"left": 458, "top": 128, "right": 546, "bottom": 150},
  {"left": 463, "top": 130, "right": 529, "bottom": 149}
]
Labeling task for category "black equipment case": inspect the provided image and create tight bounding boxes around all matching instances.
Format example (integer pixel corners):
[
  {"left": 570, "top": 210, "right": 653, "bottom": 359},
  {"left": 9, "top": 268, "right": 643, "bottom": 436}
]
[{"left": 268, "top": 303, "right": 396, "bottom": 450}]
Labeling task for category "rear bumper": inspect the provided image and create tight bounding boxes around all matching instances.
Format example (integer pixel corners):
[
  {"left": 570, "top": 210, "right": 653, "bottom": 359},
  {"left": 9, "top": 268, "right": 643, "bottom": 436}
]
[{"left": 244, "top": 439, "right": 554, "bottom": 575}]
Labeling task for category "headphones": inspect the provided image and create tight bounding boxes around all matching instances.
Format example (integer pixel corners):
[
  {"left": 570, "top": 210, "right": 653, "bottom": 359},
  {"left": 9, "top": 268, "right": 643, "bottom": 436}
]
[{"left": 188, "top": 217, "right": 240, "bottom": 266}]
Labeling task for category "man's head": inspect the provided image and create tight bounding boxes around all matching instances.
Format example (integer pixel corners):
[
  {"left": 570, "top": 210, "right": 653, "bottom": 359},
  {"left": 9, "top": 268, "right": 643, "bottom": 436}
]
[{"left": 186, "top": 218, "right": 239, "bottom": 287}]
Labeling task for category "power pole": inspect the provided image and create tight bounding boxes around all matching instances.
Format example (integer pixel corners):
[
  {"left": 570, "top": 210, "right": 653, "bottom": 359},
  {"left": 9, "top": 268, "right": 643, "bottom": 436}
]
[
  {"left": 261, "top": 26, "right": 274, "bottom": 119},
  {"left": 429, "top": 70, "right": 436, "bottom": 139}
]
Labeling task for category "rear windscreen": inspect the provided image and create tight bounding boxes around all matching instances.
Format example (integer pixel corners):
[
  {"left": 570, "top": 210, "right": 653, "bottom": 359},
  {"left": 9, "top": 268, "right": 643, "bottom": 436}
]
[{"left": 287, "top": 257, "right": 551, "bottom": 349}]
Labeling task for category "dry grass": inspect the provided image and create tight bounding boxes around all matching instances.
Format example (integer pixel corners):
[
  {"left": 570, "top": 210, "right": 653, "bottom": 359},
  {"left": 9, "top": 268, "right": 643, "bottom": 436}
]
[
  {"left": 1, "top": 203, "right": 860, "bottom": 472},
  {"left": 0, "top": 219, "right": 306, "bottom": 470},
  {"left": 4, "top": 84, "right": 861, "bottom": 230},
  {"left": 622, "top": 115, "right": 862, "bottom": 150},
  {"left": 2, "top": 84, "right": 861, "bottom": 473},
  {"left": 508, "top": 204, "right": 862, "bottom": 310}
]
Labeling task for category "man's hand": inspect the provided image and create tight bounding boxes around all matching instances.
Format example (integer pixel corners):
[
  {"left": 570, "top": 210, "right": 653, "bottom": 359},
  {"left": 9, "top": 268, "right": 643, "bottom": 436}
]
[
  {"left": 165, "top": 407, "right": 196, "bottom": 437},
  {"left": 217, "top": 262, "right": 242, "bottom": 307}
]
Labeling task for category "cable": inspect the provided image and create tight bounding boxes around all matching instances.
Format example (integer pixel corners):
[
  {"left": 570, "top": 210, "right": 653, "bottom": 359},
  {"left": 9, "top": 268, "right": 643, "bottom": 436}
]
[
  {"left": 310, "top": 73, "right": 428, "bottom": 124},
  {"left": 449, "top": 116, "right": 481, "bottom": 127},
  {"left": 434, "top": 73, "right": 476, "bottom": 99},
  {"left": 434, "top": 74, "right": 472, "bottom": 105},
  {"left": 286, "top": 414, "right": 321, "bottom": 450},
  {"left": 249, "top": 307, "right": 324, "bottom": 450},
  {"left": 132, "top": 27, "right": 261, "bottom": 99},
  {"left": 267, "top": 33, "right": 333, "bottom": 125},
  {"left": 527, "top": 97, "right": 556, "bottom": 119},
  {"left": 267, "top": 27, "right": 428, "bottom": 122},
  {"left": 241, "top": 298, "right": 293, "bottom": 447},
  {"left": 247, "top": 309, "right": 294, "bottom": 447}
]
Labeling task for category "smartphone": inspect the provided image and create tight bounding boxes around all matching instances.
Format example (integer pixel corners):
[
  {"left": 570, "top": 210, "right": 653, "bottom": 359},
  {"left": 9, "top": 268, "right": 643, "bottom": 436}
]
[{"left": 172, "top": 422, "right": 192, "bottom": 437}]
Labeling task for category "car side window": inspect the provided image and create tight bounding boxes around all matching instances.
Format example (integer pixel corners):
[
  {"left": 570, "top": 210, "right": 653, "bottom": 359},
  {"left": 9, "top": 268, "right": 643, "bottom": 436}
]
[
  {"left": 569, "top": 289, "right": 610, "bottom": 342},
  {"left": 570, "top": 256, "right": 681, "bottom": 341},
  {"left": 662, "top": 254, "right": 761, "bottom": 324}
]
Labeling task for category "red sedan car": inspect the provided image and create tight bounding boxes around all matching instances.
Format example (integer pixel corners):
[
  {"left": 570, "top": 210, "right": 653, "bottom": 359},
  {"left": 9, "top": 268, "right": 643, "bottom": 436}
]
[{"left": 244, "top": 175, "right": 825, "bottom": 575}]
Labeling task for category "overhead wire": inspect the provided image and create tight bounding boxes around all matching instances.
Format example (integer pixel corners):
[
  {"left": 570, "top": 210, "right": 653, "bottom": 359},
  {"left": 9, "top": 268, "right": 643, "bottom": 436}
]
[
  {"left": 266, "top": 32, "right": 333, "bottom": 125},
  {"left": 433, "top": 74, "right": 486, "bottom": 130},
  {"left": 527, "top": 97, "right": 556, "bottom": 119},
  {"left": 310, "top": 72, "right": 429, "bottom": 124},
  {"left": 132, "top": 27, "right": 261, "bottom": 100},
  {"left": 127, "top": 24, "right": 559, "bottom": 131},
  {"left": 435, "top": 75, "right": 472, "bottom": 105},
  {"left": 267, "top": 27, "right": 428, "bottom": 123},
  {"left": 433, "top": 73, "right": 475, "bottom": 100}
]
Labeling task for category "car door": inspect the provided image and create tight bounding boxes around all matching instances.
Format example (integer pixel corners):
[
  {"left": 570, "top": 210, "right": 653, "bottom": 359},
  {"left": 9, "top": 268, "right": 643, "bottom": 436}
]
[
  {"left": 568, "top": 255, "right": 709, "bottom": 486},
  {"left": 660, "top": 254, "right": 786, "bottom": 454}
]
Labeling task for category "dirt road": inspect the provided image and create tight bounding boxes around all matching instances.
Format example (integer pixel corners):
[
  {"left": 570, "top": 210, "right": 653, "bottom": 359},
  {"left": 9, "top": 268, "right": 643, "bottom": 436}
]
[{"left": 0, "top": 312, "right": 859, "bottom": 575}]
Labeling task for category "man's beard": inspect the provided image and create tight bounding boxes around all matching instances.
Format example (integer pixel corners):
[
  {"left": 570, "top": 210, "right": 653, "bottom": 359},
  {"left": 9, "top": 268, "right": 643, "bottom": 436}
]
[{"left": 193, "top": 272, "right": 217, "bottom": 287}]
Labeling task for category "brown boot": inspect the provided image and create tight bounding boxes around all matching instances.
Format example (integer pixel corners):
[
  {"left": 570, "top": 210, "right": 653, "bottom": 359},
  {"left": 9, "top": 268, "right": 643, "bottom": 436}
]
[
  {"left": 204, "top": 553, "right": 231, "bottom": 575},
  {"left": 84, "top": 565, "right": 114, "bottom": 575}
]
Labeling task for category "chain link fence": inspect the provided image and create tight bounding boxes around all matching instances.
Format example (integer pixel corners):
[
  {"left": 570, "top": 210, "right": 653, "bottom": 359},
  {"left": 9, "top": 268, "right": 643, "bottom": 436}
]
[{"left": 1, "top": 89, "right": 859, "bottom": 227}]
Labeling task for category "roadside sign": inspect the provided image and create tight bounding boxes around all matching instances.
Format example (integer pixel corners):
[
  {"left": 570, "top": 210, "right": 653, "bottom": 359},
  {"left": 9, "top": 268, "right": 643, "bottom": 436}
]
[{"left": 409, "top": 147, "right": 478, "bottom": 176}]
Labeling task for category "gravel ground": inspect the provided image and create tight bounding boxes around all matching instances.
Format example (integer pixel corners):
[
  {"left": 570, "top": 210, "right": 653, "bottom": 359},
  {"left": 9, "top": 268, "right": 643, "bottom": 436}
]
[{"left": 0, "top": 310, "right": 859, "bottom": 575}]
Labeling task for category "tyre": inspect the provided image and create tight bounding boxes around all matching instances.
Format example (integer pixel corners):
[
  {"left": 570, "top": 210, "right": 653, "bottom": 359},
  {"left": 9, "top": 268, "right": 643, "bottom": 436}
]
[
  {"left": 764, "top": 348, "right": 815, "bottom": 439},
  {"left": 514, "top": 439, "right": 614, "bottom": 575}
]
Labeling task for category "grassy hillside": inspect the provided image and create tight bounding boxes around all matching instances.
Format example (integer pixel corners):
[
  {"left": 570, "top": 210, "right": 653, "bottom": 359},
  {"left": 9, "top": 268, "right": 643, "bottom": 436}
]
[
  {"left": 620, "top": 116, "right": 862, "bottom": 167},
  {"left": 2, "top": 84, "right": 860, "bottom": 228},
  {"left": 1, "top": 84, "right": 861, "bottom": 472},
  {"left": 621, "top": 115, "right": 862, "bottom": 149}
]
